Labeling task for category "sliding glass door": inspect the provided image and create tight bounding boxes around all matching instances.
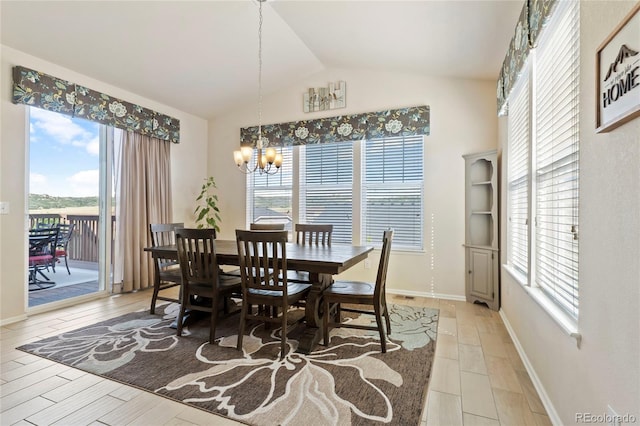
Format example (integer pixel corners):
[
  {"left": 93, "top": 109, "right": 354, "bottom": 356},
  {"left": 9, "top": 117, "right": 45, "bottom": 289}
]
[{"left": 27, "top": 108, "right": 114, "bottom": 308}]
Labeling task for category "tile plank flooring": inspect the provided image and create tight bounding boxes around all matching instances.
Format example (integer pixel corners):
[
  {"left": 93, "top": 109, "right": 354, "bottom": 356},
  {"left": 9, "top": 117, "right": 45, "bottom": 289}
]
[{"left": 1, "top": 290, "right": 551, "bottom": 425}]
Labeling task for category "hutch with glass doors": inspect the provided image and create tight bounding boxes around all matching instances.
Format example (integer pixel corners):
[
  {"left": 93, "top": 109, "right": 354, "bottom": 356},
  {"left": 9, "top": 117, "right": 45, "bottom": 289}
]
[{"left": 463, "top": 149, "right": 499, "bottom": 310}]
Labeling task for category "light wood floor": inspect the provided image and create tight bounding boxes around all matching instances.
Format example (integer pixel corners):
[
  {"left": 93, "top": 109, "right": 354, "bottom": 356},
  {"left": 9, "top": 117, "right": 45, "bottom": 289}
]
[{"left": 1, "top": 290, "right": 550, "bottom": 425}]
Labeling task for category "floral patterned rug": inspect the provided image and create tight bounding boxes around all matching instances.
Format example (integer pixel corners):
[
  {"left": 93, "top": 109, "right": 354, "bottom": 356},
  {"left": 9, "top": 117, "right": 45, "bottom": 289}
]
[{"left": 18, "top": 303, "right": 438, "bottom": 425}]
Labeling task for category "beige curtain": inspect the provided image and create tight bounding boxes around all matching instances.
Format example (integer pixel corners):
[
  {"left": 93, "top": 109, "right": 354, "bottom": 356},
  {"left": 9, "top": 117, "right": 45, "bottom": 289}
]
[{"left": 113, "top": 130, "right": 173, "bottom": 292}]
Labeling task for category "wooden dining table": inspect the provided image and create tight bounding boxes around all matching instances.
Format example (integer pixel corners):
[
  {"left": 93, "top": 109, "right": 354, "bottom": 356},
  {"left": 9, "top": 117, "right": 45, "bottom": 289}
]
[{"left": 144, "top": 239, "right": 373, "bottom": 353}]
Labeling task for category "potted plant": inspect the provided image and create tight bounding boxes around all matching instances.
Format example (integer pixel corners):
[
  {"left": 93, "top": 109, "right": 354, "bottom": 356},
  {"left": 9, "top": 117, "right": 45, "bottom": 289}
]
[{"left": 194, "top": 177, "right": 221, "bottom": 233}]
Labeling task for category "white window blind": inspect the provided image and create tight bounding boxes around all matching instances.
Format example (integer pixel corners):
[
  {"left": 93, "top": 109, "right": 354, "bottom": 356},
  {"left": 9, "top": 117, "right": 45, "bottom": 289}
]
[
  {"left": 507, "top": 74, "right": 530, "bottom": 277},
  {"left": 300, "top": 142, "right": 353, "bottom": 244},
  {"left": 246, "top": 147, "right": 293, "bottom": 232},
  {"left": 362, "top": 136, "right": 424, "bottom": 250},
  {"left": 533, "top": 0, "right": 580, "bottom": 319}
]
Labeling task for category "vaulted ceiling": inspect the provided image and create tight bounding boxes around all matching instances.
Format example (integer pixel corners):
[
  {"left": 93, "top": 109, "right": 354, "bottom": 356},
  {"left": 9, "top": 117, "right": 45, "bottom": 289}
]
[{"left": 1, "top": 1, "right": 522, "bottom": 119}]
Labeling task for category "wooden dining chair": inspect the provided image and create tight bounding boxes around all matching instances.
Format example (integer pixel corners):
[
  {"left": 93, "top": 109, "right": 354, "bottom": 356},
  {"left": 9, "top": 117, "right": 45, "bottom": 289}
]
[
  {"left": 323, "top": 229, "right": 394, "bottom": 353},
  {"left": 295, "top": 223, "right": 333, "bottom": 246},
  {"left": 288, "top": 223, "right": 334, "bottom": 284},
  {"left": 175, "top": 228, "right": 242, "bottom": 344},
  {"left": 235, "top": 229, "right": 311, "bottom": 359},
  {"left": 149, "top": 222, "right": 184, "bottom": 314},
  {"left": 250, "top": 223, "right": 285, "bottom": 230}
]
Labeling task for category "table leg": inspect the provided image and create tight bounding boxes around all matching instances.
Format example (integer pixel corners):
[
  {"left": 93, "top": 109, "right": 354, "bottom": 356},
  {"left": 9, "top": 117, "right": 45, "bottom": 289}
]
[{"left": 297, "top": 272, "right": 333, "bottom": 354}]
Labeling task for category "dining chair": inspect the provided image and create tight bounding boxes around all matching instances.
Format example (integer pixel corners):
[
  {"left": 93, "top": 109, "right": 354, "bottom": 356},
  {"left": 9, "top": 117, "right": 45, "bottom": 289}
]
[
  {"left": 250, "top": 223, "right": 285, "bottom": 230},
  {"left": 235, "top": 229, "right": 311, "bottom": 359},
  {"left": 322, "top": 229, "right": 394, "bottom": 353},
  {"left": 295, "top": 223, "right": 333, "bottom": 246},
  {"left": 175, "top": 228, "right": 242, "bottom": 344},
  {"left": 288, "top": 223, "right": 334, "bottom": 284},
  {"left": 220, "top": 222, "right": 287, "bottom": 279},
  {"left": 149, "top": 222, "right": 184, "bottom": 314}
]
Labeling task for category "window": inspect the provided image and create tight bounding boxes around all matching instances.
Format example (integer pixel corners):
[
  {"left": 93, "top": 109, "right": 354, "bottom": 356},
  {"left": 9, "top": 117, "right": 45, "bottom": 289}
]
[
  {"left": 246, "top": 136, "right": 424, "bottom": 251},
  {"left": 533, "top": 0, "right": 580, "bottom": 319},
  {"left": 246, "top": 147, "right": 293, "bottom": 232},
  {"left": 506, "top": 74, "right": 530, "bottom": 277},
  {"left": 505, "top": 0, "right": 580, "bottom": 320},
  {"left": 362, "top": 136, "right": 424, "bottom": 249},
  {"left": 300, "top": 141, "right": 353, "bottom": 244}
]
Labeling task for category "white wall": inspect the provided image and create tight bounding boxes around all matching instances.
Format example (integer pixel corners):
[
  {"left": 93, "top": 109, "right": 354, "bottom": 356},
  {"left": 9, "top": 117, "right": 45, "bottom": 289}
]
[
  {"left": 499, "top": 2, "right": 640, "bottom": 424},
  {"left": 209, "top": 68, "right": 498, "bottom": 298},
  {"left": 0, "top": 46, "right": 209, "bottom": 324}
]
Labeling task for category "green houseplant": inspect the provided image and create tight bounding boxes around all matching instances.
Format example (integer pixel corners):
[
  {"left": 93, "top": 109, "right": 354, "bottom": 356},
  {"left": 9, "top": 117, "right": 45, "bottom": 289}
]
[{"left": 194, "top": 177, "right": 221, "bottom": 233}]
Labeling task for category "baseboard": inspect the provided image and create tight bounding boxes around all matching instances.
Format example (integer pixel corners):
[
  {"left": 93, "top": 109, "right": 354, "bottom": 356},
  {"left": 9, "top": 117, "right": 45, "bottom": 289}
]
[
  {"left": 0, "top": 313, "right": 28, "bottom": 326},
  {"left": 499, "top": 309, "right": 562, "bottom": 426},
  {"left": 387, "top": 288, "right": 466, "bottom": 302}
]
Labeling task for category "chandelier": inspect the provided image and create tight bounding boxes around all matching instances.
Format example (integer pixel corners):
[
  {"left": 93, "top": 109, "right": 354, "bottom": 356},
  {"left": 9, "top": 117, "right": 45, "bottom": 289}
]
[{"left": 233, "top": 0, "right": 282, "bottom": 175}]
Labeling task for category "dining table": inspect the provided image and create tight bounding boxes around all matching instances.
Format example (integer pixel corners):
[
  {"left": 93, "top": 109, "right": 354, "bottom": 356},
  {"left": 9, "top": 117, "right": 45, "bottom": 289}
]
[{"left": 144, "top": 239, "right": 373, "bottom": 354}]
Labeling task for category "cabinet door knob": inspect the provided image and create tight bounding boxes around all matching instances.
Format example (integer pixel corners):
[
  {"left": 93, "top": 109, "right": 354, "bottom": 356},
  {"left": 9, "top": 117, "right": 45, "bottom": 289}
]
[{"left": 468, "top": 270, "right": 472, "bottom": 274}]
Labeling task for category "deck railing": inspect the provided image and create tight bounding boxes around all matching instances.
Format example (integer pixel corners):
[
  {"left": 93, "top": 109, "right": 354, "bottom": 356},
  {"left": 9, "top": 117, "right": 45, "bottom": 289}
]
[{"left": 29, "top": 213, "right": 115, "bottom": 263}]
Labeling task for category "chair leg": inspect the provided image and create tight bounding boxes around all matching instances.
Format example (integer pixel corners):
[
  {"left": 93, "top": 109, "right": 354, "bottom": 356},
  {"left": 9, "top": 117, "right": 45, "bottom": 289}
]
[
  {"left": 383, "top": 304, "right": 391, "bottom": 335},
  {"left": 280, "top": 305, "right": 288, "bottom": 360},
  {"left": 323, "top": 298, "right": 330, "bottom": 346},
  {"left": 374, "top": 305, "right": 386, "bottom": 353},
  {"left": 237, "top": 302, "right": 247, "bottom": 352},
  {"left": 64, "top": 256, "right": 70, "bottom": 275},
  {"left": 150, "top": 278, "right": 161, "bottom": 315},
  {"left": 176, "top": 303, "right": 187, "bottom": 337},
  {"left": 209, "top": 295, "right": 218, "bottom": 344}
]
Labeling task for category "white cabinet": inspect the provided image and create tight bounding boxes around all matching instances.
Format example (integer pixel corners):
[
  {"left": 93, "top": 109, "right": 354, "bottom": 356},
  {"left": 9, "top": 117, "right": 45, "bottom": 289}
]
[{"left": 463, "top": 150, "right": 499, "bottom": 310}]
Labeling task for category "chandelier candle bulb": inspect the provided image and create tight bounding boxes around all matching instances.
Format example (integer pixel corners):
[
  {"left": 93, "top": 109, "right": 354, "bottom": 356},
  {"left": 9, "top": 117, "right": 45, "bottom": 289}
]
[
  {"left": 274, "top": 153, "right": 283, "bottom": 168},
  {"left": 265, "top": 147, "right": 276, "bottom": 163},
  {"left": 241, "top": 146, "right": 253, "bottom": 163},
  {"left": 233, "top": 150, "right": 244, "bottom": 166}
]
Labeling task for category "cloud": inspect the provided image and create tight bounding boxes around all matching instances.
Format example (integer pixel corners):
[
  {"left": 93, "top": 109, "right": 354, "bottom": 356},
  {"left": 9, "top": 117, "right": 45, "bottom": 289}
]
[
  {"left": 67, "top": 169, "right": 100, "bottom": 197},
  {"left": 86, "top": 136, "right": 100, "bottom": 156},
  {"left": 29, "top": 172, "right": 53, "bottom": 196},
  {"left": 30, "top": 108, "right": 98, "bottom": 156},
  {"left": 29, "top": 170, "right": 100, "bottom": 197}
]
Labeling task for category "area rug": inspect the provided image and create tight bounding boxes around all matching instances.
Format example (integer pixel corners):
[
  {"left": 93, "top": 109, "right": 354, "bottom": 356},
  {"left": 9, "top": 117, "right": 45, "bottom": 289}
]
[{"left": 18, "top": 303, "right": 439, "bottom": 425}]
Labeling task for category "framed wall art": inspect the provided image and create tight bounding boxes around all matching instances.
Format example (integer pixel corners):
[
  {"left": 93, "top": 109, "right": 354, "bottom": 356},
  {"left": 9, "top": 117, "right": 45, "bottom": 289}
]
[
  {"left": 596, "top": 3, "right": 640, "bottom": 133},
  {"left": 303, "top": 81, "right": 346, "bottom": 113}
]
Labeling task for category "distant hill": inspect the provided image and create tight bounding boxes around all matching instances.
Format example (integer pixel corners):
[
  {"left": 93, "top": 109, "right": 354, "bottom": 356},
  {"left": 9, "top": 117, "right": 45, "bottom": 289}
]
[{"left": 29, "top": 193, "right": 99, "bottom": 210}]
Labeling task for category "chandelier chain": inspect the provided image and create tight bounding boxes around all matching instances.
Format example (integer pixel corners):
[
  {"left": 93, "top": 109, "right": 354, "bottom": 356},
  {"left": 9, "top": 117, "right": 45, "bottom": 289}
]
[{"left": 258, "top": 0, "right": 263, "bottom": 144}]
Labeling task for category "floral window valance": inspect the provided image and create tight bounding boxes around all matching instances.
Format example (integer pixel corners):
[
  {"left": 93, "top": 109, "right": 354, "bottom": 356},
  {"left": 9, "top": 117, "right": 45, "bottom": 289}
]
[
  {"left": 12, "top": 66, "right": 180, "bottom": 143},
  {"left": 497, "top": 0, "right": 557, "bottom": 115},
  {"left": 240, "top": 105, "right": 430, "bottom": 148}
]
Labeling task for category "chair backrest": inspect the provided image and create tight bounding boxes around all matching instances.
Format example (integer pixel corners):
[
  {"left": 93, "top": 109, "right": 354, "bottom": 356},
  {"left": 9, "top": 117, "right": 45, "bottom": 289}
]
[
  {"left": 55, "top": 223, "right": 75, "bottom": 250},
  {"left": 150, "top": 223, "right": 185, "bottom": 246},
  {"left": 149, "top": 223, "right": 185, "bottom": 270},
  {"left": 374, "top": 229, "right": 394, "bottom": 304},
  {"left": 295, "top": 223, "right": 333, "bottom": 246},
  {"left": 250, "top": 223, "right": 285, "bottom": 231},
  {"left": 175, "top": 228, "right": 219, "bottom": 287},
  {"left": 28, "top": 227, "right": 59, "bottom": 259},
  {"left": 236, "top": 229, "right": 289, "bottom": 296}
]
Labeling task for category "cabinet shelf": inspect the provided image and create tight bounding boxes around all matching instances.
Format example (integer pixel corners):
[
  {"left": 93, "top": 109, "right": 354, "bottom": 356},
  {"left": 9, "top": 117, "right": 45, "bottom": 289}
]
[{"left": 463, "top": 149, "right": 499, "bottom": 311}]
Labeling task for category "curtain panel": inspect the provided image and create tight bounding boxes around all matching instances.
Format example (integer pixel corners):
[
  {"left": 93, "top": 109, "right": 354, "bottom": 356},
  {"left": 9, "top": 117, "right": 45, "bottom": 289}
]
[
  {"left": 497, "top": 0, "right": 557, "bottom": 115},
  {"left": 12, "top": 66, "right": 180, "bottom": 143},
  {"left": 113, "top": 130, "right": 173, "bottom": 293},
  {"left": 240, "top": 105, "right": 430, "bottom": 148}
]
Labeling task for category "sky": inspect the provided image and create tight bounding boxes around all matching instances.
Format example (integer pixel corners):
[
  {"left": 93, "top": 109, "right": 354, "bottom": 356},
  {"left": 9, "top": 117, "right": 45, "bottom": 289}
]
[{"left": 29, "top": 108, "right": 100, "bottom": 197}]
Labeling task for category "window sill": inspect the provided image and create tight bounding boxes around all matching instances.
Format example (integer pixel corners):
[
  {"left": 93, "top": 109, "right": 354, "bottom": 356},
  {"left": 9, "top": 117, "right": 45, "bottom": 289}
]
[{"left": 502, "top": 264, "right": 582, "bottom": 348}]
